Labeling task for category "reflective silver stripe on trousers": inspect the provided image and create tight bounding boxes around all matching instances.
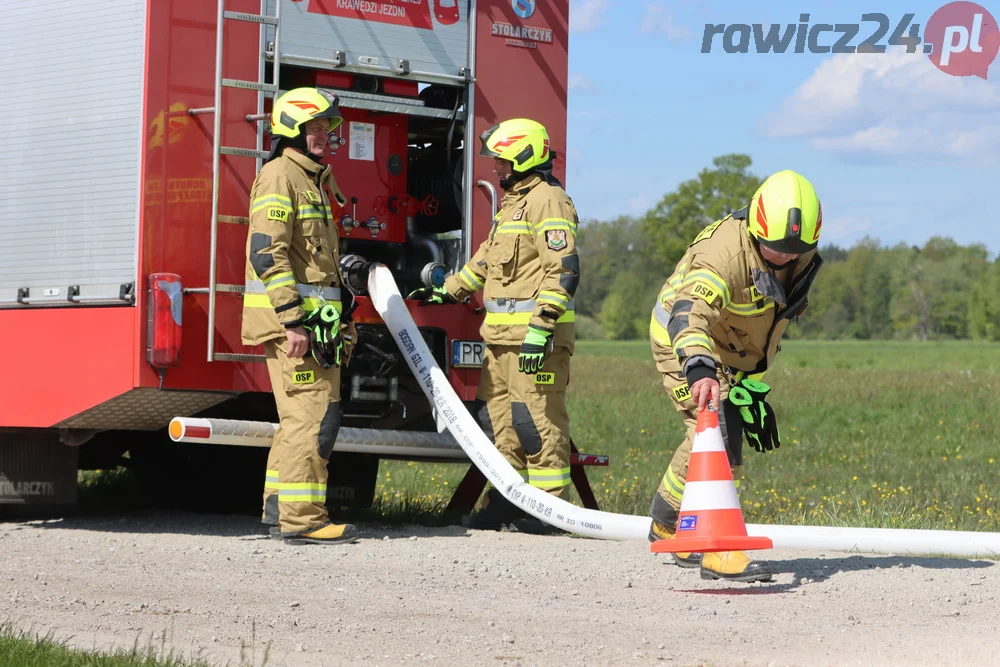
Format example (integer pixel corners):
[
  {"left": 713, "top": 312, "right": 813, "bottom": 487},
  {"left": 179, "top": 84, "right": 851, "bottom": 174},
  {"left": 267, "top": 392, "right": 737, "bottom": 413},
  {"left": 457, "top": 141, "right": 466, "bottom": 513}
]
[
  {"left": 245, "top": 281, "right": 341, "bottom": 301},
  {"left": 653, "top": 300, "right": 671, "bottom": 329},
  {"left": 484, "top": 298, "right": 576, "bottom": 314}
]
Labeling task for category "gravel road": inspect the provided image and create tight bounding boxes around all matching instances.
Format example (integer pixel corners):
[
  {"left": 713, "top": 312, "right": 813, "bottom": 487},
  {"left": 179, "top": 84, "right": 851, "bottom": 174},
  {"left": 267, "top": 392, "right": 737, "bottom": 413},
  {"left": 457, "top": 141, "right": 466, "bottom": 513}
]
[{"left": 1, "top": 512, "right": 997, "bottom": 666}]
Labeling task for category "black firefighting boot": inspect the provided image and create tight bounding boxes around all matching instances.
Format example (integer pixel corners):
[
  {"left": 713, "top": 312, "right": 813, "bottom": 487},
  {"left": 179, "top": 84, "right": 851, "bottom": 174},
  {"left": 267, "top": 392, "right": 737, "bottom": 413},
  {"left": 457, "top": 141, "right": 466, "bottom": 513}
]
[
  {"left": 282, "top": 523, "right": 360, "bottom": 545},
  {"left": 508, "top": 515, "right": 565, "bottom": 535},
  {"left": 700, "top": 551, "right": 773, "bottom": 583},
  {"left": 649, "top": 493, "right": 702, "bottom": 568},
  {"left": 263, "top": 495, "right": 282, "bottom": 540},
  {"left": 460, "top": 488, "right": 525, "bottom": 531}
]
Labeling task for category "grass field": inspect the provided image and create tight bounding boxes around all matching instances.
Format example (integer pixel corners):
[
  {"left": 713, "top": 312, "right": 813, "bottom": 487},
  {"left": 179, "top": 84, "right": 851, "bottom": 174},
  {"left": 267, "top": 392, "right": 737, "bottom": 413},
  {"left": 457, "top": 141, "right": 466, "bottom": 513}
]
[
  {"left": 377, "top": 340, "right": 1000, "bottom": 531},
  {"left": 0, "top": 624, "right": 246, "bottom": 667}
]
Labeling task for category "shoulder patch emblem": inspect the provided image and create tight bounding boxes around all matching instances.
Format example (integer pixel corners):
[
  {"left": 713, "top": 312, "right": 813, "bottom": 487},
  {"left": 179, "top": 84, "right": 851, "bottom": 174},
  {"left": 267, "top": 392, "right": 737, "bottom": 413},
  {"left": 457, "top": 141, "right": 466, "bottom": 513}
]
[
  {"left": 672, "top": 383, "right": 692, "bottom": 402},
  {"left": 304, "top": 191, "right": 320, "bottom": 204},
  {"left": 512, "top": 208, "right": 525, "bottom": 221},
  {"left": 545, "top": 229, "right": 567, "bottom": 250}
]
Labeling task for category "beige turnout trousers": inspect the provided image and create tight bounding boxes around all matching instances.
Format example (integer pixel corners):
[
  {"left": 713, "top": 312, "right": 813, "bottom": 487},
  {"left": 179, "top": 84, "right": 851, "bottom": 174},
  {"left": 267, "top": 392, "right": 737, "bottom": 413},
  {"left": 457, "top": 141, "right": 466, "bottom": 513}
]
[
  {"left": 478, "top": 345, "right": 572, "bottom": 499},
  {"left": 650, "top": 339, "right": 743, "bottom": 528},
  {"left": 261, "top": 338, "right": 342, "bottom": 535}
]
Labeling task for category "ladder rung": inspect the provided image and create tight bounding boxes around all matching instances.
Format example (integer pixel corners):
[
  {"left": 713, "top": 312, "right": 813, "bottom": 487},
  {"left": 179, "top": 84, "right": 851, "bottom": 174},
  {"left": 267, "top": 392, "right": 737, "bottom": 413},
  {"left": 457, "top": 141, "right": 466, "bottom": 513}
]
[
  {"left": 223, "top": 78, "right": 277, "bottom": 93},
  {"left": 215, "top": 284, "right": 245, "bottom": 294},
  {"left": 218, "top": 215, "right": 250, "bottom": 225},
  {"left": 214, "top": 353, "right": 266, "bottom": 363},
  {"left": 221, "top": 147, "right": 269, "bottom": 159},
  {"left": 223, "top": 11, "right": 278, "bottom": 25}
]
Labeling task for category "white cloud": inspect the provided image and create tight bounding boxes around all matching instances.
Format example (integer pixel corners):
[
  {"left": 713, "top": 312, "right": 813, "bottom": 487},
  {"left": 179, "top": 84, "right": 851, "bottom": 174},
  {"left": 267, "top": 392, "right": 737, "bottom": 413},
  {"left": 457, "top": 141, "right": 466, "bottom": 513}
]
[
  {"left": 627, "top": 192, "right": 655, "bottom": 215},
  {"left": 761, "top": 47, "right": 1000, "bottom": 164},
  {"left": 568, "top": 73, "right": 599, "bottom": 94},
  {"left": 570, "top": 0, "right": 610, "bottom": 33},
  {"left": 639, "top": 2, "right": 693, "bottom": 41}
]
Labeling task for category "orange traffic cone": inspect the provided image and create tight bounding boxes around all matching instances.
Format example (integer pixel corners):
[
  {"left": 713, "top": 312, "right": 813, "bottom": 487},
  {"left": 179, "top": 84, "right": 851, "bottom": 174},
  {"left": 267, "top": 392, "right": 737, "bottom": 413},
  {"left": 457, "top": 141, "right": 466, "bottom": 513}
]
[{"left": 651, "top": 404, "right": 772, "bottom": 554}]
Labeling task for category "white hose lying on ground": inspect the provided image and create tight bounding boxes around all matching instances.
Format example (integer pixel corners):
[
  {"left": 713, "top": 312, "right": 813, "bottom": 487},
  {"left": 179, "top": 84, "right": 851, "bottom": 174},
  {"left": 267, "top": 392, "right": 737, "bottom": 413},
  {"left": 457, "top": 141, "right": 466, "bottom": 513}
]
[
  {"left": 369, "top": 264, "right": 1000, "bottom": 557},
  {"left": 369, "top": 264, "right": 651, "bottom": 541}
]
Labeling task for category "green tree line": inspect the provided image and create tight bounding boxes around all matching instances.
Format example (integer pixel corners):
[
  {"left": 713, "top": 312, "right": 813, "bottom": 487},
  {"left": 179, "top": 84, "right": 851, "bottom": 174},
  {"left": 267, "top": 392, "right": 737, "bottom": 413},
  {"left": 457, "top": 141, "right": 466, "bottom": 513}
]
[{"left": 575, "top": 154, "right": 1000, "bottom": 342}]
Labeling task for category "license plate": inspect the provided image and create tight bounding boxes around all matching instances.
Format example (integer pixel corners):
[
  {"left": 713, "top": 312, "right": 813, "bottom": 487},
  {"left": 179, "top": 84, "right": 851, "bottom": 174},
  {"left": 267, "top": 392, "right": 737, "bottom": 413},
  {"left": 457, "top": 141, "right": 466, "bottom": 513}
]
[{"left": 451, "top": 340, "right": 485, "bottom": 368}]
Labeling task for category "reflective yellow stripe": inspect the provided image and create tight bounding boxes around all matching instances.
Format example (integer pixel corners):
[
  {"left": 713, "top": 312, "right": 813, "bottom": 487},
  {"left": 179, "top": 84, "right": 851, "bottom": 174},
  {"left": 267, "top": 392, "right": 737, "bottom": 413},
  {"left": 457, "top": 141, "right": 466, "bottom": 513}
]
[
  {"left": 298, "top": 205, "right": 332, "bottom": 219},
  {"left": 251, "top": 195, "right": 293, "bottom": 214},
  {"left": 245, "top": 294, "right": 343, "bottom": 311},
  {"left": 484, "top": 310, "right": 575, "bottom": 325},
  {"left": 528, "top": 467, "right": 571, "bottom": 489},
  {"left": 536, "top": 218, "right": 577, "bottom": 236},
  {"left": 459, "top": 267, "right": 485, "bottom": 291},
  {"left": 726, "top": 301, "right": 775, "bottom": 316},
  {"left": 650, "top": 312, "right": 672, "bottom": 346},
  {"left": 672, "top": 333, "right": 713, "bottom": 353},
  {"left": 263, "top": 272, "right": 294, "bottom": 291},
  {"left": 537, "top": 291, "right": 569, "bottom": 308},
  {"left": 265, "top": 469, "right": 279, "bottom": 487},
  {"left": 663, "top": 468, "right": 685, "bottom": 501},
  {"left": 496, "top": 223, "right": 532, "bottom": 235},
  {"left": 278, "top": 482, "right": 327, "bottom": 503}
]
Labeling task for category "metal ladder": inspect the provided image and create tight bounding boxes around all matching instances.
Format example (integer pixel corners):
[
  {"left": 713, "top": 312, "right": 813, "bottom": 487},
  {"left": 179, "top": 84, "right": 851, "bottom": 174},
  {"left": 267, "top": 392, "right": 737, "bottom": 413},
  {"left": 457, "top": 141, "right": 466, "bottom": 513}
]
[{"left": 188, "top": 0, "right": 282, "bottom": 363}]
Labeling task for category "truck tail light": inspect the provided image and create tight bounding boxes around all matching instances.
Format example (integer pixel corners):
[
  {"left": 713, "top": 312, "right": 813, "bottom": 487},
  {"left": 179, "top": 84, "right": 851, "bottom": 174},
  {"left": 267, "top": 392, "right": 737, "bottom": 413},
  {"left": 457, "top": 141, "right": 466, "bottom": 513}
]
[{"left": 147, "top": 273, "right": 183, "bottom": 368}]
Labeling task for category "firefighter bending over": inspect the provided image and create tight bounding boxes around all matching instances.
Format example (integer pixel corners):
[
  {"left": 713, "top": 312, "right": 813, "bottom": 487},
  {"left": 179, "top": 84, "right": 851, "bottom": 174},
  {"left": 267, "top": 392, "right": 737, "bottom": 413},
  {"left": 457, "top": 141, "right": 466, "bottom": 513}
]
[
  {"left": 409, "top": 118, "right": 580, "bottom": 534},
  {"left": 242, "top": 87, "right": 359, "bottom": 545},
  {"left": 647, "top": 170, "right": 824, "bottom": 581}
]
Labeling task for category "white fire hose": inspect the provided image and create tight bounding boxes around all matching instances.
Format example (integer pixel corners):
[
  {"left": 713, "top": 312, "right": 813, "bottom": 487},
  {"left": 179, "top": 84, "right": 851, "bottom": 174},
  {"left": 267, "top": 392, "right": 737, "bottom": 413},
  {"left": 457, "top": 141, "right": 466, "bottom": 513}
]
[
  {"left": 369, "top": 264, "right": 1000, "bottom": 557},
  {"left": 369, "top": 264, "right": 650, "bottom": 541}
]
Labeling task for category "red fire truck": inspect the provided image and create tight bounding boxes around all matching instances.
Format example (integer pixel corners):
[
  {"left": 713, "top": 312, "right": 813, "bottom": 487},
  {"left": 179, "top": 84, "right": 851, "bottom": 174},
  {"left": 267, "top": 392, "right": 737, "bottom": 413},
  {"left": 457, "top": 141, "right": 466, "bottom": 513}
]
[{"left": 0, "top": 0, "right": 603, "bottom": 513}]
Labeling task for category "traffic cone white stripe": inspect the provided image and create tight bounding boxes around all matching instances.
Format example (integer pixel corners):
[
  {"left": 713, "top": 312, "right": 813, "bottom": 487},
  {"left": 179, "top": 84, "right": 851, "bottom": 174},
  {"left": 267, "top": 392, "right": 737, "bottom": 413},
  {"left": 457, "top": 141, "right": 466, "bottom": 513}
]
[
  {"left": 691, "top": 425, "right": 725, "bottom": 452},
  {"left": 678, "top": 480, "right": 740, "bottom": 511}
]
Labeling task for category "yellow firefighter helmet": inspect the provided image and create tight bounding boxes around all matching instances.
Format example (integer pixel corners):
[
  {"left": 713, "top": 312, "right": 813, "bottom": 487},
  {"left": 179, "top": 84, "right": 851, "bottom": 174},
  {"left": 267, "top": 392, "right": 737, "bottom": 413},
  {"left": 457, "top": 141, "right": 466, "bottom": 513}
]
[
  {"left": 747, "top": 170, "right": 822, "bottom": 254},
  {"left": 270, "top": 87, "right": 343, "bottom": 139},
  {"left": 478, "top": 118, "right": 553, "bottom": 172}
]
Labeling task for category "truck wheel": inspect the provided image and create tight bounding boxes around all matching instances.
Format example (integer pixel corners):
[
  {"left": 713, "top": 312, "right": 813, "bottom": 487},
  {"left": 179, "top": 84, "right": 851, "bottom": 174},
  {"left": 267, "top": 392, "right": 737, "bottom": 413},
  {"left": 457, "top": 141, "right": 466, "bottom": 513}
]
[{"left": 127, "top": 430, "right": 267, "bottom": 516}]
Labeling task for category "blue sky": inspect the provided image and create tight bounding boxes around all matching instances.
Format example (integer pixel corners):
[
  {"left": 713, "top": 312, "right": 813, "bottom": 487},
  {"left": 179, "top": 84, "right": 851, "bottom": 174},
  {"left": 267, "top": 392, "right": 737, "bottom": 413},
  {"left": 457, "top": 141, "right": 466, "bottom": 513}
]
[{"left": 563, "top": 0, "right": 1000, "bottom": 255}]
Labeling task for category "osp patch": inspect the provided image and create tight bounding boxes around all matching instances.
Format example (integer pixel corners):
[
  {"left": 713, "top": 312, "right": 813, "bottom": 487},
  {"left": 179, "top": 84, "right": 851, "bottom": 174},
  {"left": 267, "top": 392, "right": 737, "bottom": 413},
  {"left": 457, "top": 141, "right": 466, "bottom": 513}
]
[
  {"left": 293, "top": 370, "right": 316, "bottom": 385},
  {"left": 692, "top": 281, "right": 718, "bottom": 304},
  {"left": 534, "top": 372, "right": 555, "bottom": 385}
]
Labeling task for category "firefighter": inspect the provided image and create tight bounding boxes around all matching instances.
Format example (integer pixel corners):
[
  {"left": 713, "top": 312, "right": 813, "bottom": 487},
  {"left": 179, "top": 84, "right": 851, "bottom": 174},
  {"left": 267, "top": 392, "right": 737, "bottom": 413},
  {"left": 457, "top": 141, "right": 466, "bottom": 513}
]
[
  {"left": 242, "top": 87, "right": 359, "bottom": 545},
  {"left": 409, "top": 118, "right": 580, "bottom": 535},
  {"left": 646, "top": 170, "right": 824, "bottom": 581}
]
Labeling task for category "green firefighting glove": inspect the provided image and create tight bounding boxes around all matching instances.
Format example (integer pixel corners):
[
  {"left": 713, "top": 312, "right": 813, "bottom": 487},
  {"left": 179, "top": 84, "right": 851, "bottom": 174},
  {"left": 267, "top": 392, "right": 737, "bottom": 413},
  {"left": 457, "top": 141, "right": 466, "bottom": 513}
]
[
  {"left": 302, "top": 304, "right": 343, "bottom": 369},
  {"left": 518, "top": 327, "right": 552, "bottom": 374},
  {"left": 406, "top": 285, "right": 456, "bottom": 306},
  {"left": 728, "top": 379, "right": 781, "bottom": 453}
]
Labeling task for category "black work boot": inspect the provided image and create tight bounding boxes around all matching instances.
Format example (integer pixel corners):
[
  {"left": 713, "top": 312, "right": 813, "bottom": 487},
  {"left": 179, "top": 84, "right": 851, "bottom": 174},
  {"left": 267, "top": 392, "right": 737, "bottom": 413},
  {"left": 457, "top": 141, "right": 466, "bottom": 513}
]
[
  {"left": 460, "top": 489, "right": 525, "bottom": 531},
  {"left": 263, "top": 495, "right": 280, "bottom": 539},
  {"left": 508, "top": 515, "right": 565, "bottom": 535}
]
